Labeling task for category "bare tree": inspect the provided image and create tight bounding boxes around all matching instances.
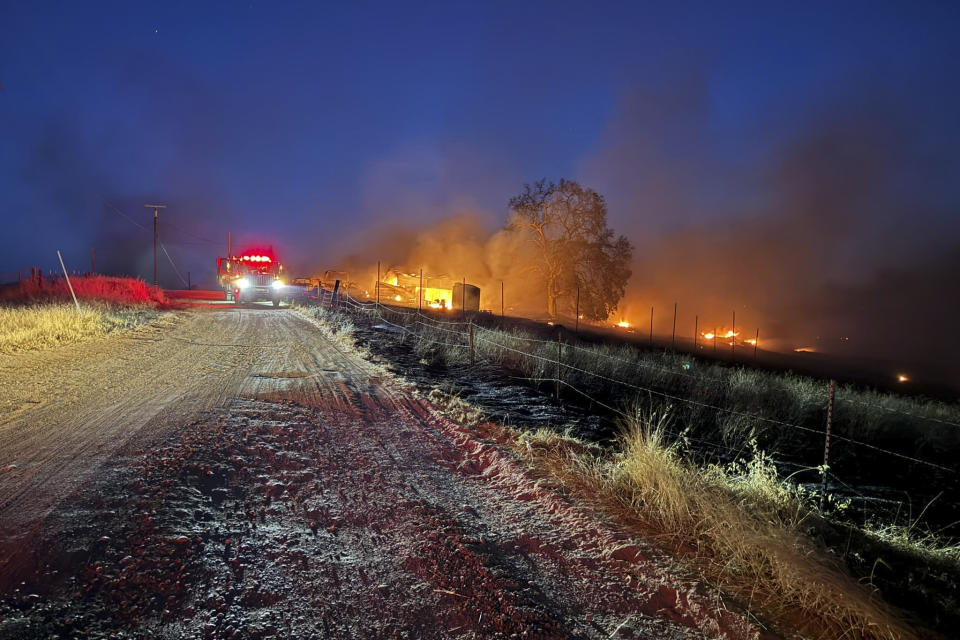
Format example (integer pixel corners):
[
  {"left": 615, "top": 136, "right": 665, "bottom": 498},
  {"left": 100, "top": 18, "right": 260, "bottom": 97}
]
[{"left": 507, "top": 179, "right": 632, "bottom": 320}]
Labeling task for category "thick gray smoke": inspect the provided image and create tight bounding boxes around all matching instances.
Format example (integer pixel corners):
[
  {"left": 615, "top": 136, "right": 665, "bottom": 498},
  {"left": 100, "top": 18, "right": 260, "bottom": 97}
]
[
  {"left": 328, "top": 77, "right": 960, "bottom": 383},
  {"left": 579, "top": 79, "right": 960, "bottom": 373}
]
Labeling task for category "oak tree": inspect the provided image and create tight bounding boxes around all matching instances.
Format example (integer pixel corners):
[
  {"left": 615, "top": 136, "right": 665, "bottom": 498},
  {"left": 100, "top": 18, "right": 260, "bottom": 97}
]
[{"left": 507, "top": 179, "right": 632, "bottom": 320}]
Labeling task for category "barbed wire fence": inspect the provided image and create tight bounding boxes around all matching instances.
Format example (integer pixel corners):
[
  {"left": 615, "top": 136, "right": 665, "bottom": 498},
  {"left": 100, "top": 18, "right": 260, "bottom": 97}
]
[
  {"left": 325, "top": 290, "right": 959, "bottom": 484},
  {"left": 317, "top": 291, "right": 960, "bottom": 535}
]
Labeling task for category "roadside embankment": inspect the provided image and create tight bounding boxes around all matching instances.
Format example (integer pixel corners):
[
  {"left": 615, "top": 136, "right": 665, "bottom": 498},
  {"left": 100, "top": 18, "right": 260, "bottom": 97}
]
[{"left": 0, "top": 276, "right": 169, "bottom": 354}]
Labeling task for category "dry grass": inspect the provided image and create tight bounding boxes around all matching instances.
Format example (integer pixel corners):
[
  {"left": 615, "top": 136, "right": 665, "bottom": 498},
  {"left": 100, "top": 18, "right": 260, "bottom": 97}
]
[
  {"left": 426, "top": 386, "right": 486, "bottom": 425},
  {"left": 0, "top": 302, "right": 159, "bottom": 354},
  {"left": 515, "top": 410, "right": 915, "bottom": 640},
  {"left": 1, "top": 275, "right": 168, "bottom": 306},
  {"left": 0, "top": 276, "right": 168, "bottom": 354}
]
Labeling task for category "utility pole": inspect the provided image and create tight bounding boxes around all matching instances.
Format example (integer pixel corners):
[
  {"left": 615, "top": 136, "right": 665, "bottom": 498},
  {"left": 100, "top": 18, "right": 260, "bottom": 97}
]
[
  {"left": 694, "top": 315, "right": 698, "bottom": 349},
  {"left": 376, "top": 260, "right": 381, "bottom": 305},
  {"left": 754, "top": 328, "right": 760, "bottom": 359},
  {"left": 462, "top": 277, "right": 466, "bottom": 320},
  {"left": 145, "top": 204, "right": 165, "bottom": 288},
  {"left": 500, "top": 281, "right": 504, "bottom": 318},
  {"left": 418, "top": 268, "right": 423, "bottom": 312},
  {"left": 649, "top": 306, "right": 654, "bottom": 345}
]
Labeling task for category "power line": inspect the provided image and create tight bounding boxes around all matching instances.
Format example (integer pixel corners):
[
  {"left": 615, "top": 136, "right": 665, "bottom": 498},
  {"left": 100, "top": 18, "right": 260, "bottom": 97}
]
[
  {"left": 160, "top": 242, "right": 189, "bottom": 288},
  {"left": 104, "top": 201, "right": 147, "bottom": 230}
]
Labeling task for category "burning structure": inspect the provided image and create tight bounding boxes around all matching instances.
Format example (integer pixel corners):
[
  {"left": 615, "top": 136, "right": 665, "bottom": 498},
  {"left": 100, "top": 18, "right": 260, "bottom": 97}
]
[{"left": 373, "top": 268, "right": 480, "bottom": 312}]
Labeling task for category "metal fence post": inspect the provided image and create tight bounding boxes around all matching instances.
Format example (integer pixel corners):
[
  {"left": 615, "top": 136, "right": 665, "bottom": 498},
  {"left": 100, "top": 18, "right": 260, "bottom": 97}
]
[
  {"left": 820, "top": 379, "right": 836, "bottom": 507},
  {"left": 469, "top": 323, "right": 475, "bottom": 365},
  {"left": 671, "top": 302, "right": 677, "bottom": 350},
  {"left": 731, "top": 310, "right": 736, "bottom": 355},
  {"left": 555, "top": 328, "right": 562, "bottom": 401}
]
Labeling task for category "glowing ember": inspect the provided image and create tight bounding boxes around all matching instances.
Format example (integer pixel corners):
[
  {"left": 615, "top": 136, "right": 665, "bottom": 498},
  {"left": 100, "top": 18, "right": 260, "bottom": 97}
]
[
  {"left": 702, "top": 332, "right": 715, "bottom": 340},
  {"left": 394, "top": 295, "right": 402, "bottom": 301},
  {"left": 794, "top": 346, "right": 816, "bottom": 353},
  {"left": 616, "top": 321, "right": 631, "bottom": 328},
  {"left": 897, "top": 374, "right": 909, "bottom": 383},
  {"left": 745, "top": 338, "right": 757, "bottom": 346}
]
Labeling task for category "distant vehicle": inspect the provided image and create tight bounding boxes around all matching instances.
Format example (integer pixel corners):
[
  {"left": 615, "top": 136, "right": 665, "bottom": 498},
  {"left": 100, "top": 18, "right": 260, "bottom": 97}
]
[{"left": 216, "top": 251, "right": 288, "bottom": 307}]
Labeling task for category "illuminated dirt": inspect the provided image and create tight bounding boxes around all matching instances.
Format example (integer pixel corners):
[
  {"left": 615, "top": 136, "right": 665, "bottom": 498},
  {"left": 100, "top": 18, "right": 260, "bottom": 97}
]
[{"left": 0, "top": 307, "right": 766, "bottom": 638}]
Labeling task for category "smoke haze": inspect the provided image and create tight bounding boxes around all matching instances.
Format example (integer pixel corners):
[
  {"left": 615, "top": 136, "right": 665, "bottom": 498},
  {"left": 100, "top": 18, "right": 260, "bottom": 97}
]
[{"left": 327, "top": 77, "right": 960, "bottom": 378}]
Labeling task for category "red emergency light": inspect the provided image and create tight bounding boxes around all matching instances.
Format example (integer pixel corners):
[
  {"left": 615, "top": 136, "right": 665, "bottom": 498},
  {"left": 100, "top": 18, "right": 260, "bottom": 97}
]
[{"left": 241, "top": 255, "right": 272, "bottom": 263}]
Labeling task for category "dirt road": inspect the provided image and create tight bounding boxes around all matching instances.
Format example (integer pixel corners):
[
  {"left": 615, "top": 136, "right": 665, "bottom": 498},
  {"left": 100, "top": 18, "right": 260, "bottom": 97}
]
[{"left": 0, "top": 306, "right": 764, "bottom": 638}]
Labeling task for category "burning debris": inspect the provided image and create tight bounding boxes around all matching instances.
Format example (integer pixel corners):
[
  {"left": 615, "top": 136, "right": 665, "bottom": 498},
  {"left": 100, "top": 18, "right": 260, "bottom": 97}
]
[{"left": 365, "top": 268, "right": 481, "bottom": 312}]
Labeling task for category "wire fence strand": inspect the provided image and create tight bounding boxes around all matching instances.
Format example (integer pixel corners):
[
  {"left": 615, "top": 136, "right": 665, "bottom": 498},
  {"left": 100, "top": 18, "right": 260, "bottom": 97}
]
[{"left": 329, "top": 293, "right": 957, "bottom": 475}]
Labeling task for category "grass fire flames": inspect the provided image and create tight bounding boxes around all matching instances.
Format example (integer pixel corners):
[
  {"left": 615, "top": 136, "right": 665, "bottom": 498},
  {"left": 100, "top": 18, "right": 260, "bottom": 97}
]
[{"left": 700, "top": 329, "right": 739, "bottom": 344}]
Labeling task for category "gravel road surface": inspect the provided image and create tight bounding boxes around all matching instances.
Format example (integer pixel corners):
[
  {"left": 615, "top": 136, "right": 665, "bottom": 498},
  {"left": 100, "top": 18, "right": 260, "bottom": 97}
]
[{"left": 0, "top": 306, "right": 765, "bottom": 639}]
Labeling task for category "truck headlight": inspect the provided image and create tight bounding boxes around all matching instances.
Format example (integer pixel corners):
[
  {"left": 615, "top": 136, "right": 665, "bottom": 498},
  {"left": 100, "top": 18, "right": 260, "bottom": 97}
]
[
  {"left": 236, "top": 278, "right": 250, "bottom": 289},
  {"left": 272, "top": 280, "right": 285, "bottom": 289}
]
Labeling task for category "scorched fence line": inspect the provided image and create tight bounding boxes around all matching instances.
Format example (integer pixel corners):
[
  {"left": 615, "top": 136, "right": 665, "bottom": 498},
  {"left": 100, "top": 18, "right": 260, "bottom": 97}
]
[{"left": 332, "top": 292, "right": 957, "bottom": 477}]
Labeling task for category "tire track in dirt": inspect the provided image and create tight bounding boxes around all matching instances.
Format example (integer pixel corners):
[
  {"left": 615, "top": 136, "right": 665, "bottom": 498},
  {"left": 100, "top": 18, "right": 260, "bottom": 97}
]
[
  {"left": 0, "top": 308, "right": 323, "bottom": 580},
  {"left": 0, "top": 306, "right": 767, "bottom": 639}
]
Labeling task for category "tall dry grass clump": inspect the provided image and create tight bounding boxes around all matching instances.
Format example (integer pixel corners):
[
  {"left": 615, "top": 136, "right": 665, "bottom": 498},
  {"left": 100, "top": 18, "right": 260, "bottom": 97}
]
[
  {"left": 0, "top": 304, "right": 104, "bottom": 353},
  {"left": 1, "top": 275, "right": 168, "bottom": 306},
  {"left": 600, "top": 410, "right": 913, "bottom": 639},
  {"left": 0, "top": 302, "right": 161, "bottom": 354}
]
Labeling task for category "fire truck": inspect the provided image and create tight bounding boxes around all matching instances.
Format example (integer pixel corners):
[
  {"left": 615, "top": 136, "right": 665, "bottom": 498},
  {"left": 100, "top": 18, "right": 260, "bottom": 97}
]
[{"left": 216, "top": 251, "right": 287, "bottom": 306}]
